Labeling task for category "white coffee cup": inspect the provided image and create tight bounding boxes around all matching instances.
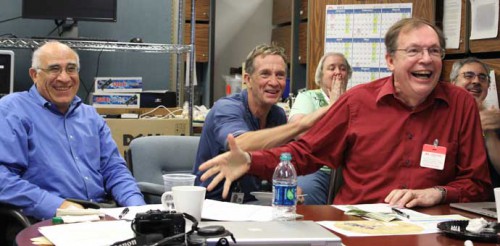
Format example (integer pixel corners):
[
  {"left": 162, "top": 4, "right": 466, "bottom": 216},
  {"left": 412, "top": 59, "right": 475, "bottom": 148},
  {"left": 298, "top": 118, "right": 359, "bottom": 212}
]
[
  {"left": 494, "top": 188, "right": 500, "bottom": 222},
  {"left": 161, "top": 186, "right": 206, "bottom": 222}
]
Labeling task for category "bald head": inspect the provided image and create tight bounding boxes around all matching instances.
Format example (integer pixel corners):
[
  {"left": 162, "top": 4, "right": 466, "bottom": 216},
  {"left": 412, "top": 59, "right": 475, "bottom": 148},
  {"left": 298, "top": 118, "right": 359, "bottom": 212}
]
[
  {"left": 32, "top": 41, "right": 80, "bottom": 70},
  {"left": 29, "top": 41, "right": 81, "bottom": 114}
]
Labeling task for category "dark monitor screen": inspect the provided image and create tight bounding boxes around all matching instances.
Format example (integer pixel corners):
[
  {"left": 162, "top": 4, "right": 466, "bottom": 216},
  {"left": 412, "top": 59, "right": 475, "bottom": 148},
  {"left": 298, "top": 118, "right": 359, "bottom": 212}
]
[
  {"left": 22, "top": 0, "right": 117, "bottom": 22},
  {"left": 0, "top": 51, "right": 14, "bottom": 97}
]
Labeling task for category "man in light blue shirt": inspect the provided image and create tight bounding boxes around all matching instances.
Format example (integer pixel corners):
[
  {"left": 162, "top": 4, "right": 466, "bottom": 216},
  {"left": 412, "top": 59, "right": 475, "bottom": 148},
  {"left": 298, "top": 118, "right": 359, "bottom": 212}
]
[{"left": 0, "top": 41, "right": 145, "bottom": 222}]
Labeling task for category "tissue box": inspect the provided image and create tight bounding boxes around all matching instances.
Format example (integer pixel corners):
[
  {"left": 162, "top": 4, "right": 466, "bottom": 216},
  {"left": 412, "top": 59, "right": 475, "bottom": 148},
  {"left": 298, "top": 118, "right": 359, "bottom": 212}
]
[{"left": 94, "top": 77, "right": 143, "bottom": 93}]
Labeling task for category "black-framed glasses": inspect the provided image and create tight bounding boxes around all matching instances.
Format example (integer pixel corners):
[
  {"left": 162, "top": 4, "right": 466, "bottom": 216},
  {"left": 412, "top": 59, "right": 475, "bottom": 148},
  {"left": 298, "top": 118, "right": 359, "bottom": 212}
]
[
  {"left": 462, "top": 71, "right": 489, "bottom": 83},
  {"left": 394, "top": 46, "right": 445, "bottom": 59},
  {"left": 37, "top": 64, "right": 79, "bottom": 76}
]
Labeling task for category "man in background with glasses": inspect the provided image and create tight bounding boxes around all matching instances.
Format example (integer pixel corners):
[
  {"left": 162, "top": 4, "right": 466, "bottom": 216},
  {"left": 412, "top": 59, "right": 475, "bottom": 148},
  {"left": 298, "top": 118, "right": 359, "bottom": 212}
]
[
  {"left": 0, "top": 41, "right": 145, "bottom": 242},
  {"left": 451, "top": 57, "right": 500, "bottom": 189},
  {"left": 199, "top": 18, "right": 491, "bottom": 208}
]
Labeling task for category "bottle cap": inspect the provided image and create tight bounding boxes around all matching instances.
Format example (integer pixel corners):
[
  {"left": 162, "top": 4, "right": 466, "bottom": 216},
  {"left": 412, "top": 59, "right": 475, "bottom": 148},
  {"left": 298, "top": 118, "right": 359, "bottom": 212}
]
[
  {"left": 280, "top": 152, "right": 292, "bottom": 161},
  {"left": 52, "top": 216, "right": 64, "bottom": 225}
]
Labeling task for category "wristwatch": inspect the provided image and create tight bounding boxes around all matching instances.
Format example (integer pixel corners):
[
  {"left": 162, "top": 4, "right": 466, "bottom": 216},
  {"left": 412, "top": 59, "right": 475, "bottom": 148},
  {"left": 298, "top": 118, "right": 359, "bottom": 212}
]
[{"left": 433, "top": 186, "right": 447, "bottom": 204}]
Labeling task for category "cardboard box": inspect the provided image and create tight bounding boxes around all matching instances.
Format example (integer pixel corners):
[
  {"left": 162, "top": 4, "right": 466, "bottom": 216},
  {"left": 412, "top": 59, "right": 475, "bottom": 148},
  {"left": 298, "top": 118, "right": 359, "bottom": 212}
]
[
  {"left": 94, "top": 77, "right": 143, "bottom": 93},
  {"left": 105, "top": 118, "right": 190, "bottom": 158},
  {"left": 92, "top": 93, "right": 140, "bottom": 108}
]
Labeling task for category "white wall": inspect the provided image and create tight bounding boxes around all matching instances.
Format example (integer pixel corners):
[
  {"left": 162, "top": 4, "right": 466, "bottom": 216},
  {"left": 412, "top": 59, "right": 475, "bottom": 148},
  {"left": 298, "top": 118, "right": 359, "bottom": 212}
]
[{"left": 213, "top": 0, "right": 273, "bottom": 102}]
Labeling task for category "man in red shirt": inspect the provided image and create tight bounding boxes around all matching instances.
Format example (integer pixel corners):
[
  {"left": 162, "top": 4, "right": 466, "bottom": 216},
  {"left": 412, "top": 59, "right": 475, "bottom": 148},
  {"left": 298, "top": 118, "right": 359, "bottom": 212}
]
[{"left": 199, "top": 18, "right": 492, "bottom": 208}]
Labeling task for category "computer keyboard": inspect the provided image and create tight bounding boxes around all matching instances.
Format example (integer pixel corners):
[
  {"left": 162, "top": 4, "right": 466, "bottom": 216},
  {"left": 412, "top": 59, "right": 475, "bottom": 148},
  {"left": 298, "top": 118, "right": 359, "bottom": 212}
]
[{"left": 31, "top": 36, "right": 118, "bottom": 42}]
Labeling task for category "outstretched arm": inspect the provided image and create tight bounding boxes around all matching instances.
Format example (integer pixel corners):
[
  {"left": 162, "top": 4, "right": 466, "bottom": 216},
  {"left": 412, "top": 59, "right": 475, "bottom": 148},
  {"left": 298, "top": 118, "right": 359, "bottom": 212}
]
[
  {"left": 200, "top": 134, "right": 252, "bottom": 199},
  {"left": 235, "top": 106, "right": 329, "bottom": 151}
]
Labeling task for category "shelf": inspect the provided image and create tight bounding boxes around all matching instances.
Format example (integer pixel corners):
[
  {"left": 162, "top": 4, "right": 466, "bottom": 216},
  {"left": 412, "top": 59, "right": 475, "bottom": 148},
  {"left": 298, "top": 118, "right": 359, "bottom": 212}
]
[{"left": 0, "top": 38, "right": 192, "bottom": 54}]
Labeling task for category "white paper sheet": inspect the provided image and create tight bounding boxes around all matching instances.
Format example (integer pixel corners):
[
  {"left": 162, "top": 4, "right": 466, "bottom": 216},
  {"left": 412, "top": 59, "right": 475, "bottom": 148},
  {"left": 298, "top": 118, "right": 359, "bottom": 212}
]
[
  {"left": 201, "top": 199, "right": 273, "bottom": 221},
  {"left": 443, "top": 0, "right": 462, "bottom": 49},
  {"left": 101, "top": 200, "right": 273, "bottom": 222},
  {"left": 317, "top": 214, "right": 469, "bottom": 237},
  {"left": 485, "top": 69, "right": 499, "bottom": 109},
  {"left": 322, "top": 203, "right": 470, "bottom": 236},
  {"left": 101, "top": 204, "right": 164, "bottom": 220},
  {"left": 470, "top": 0, "right": 499, "bottom": 40},
  {"left": 333, "top": 203, "right": 429, "bottom": 218},
  {"left": 38, "top": 220, "right": 134, "bottom": 246}
]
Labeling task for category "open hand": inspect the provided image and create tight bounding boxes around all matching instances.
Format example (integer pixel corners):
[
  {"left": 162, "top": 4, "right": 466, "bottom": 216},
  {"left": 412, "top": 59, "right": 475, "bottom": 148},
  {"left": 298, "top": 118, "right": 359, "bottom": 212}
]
[
  {"left": 199, "top": 134, "right": 251, "bottom": 199},
  {"left": 384, "top": 188, "right": 441, "bottom": 208}
]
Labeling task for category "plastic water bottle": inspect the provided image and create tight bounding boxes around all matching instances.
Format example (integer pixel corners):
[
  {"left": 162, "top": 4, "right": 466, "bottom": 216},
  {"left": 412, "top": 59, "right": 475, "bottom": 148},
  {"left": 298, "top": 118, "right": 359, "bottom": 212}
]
[{"left": 272, "top": 152, "right": 297, "bottom": 220}]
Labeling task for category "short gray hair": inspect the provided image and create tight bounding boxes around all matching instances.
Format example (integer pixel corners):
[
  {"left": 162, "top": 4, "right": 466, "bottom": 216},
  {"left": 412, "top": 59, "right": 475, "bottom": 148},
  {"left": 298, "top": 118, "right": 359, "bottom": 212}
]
[
  {"left": 31, "top": 41, "right": 80, "bottom": 70},
  {"left": 314, "top": 52, "right": 352, "bottom": 86},
  {"left": 450, "top": 57, "right": 490, "bottom": 83}
]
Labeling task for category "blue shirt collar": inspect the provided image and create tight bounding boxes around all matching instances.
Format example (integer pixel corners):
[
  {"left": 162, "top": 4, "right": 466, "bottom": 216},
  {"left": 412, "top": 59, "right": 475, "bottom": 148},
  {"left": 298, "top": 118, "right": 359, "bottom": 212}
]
[
  {"left": 238, "top": 89, "right": 284, "bottom": 129},
  {"left": 29, "top": 85, "right": 83, "bottom": 115}
]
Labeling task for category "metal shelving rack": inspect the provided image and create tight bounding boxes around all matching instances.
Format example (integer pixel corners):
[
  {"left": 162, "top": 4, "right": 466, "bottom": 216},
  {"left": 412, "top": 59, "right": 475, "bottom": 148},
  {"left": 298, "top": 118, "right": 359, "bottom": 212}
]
[
  {"left": 0, "top": 38, "right": 192, "bottom": 54},
  {"left": 0, "top": 0, "right": 196, "bottom": 135}
]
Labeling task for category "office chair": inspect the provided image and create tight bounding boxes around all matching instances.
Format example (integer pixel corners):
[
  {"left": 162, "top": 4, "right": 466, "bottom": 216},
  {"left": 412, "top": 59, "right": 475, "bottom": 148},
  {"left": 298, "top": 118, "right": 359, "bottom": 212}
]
[
  {"left": 326, "top": 167, "right": 343, "bottom": 205},
  {"left": 127, "top": 135, "right": 200, "bottom": 204},
  {"left": 0, "top": 203, "right": 31, "bottom": 246},
  {"left": 0, "top": 197, "right": 117, "bottom": 245}
]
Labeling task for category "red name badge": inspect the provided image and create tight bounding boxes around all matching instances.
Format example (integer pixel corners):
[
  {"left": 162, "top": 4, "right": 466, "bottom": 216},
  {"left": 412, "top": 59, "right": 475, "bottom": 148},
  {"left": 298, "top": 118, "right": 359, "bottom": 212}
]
[{"left": 420, "top": 144, "right": 447, "bottom": 170}]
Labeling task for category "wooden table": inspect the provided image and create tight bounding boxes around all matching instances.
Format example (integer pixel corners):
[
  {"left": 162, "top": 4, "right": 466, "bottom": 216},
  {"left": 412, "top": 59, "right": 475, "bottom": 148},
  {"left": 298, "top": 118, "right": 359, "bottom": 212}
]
[
  {"left": 16, "top": 205, "right": 497, "bottom": 246},
  {"left": 296, "top": 205, "right": 497, "bottom": 246}
]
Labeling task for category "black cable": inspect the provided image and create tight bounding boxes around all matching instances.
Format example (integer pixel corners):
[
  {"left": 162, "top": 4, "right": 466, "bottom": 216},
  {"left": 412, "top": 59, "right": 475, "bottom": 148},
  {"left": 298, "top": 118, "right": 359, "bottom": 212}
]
[
  {"left": 58, "top": 20, "right": 78, "bottom": 36},
  {"left": 0, "top": 16, "right": 21, "bottom": 24},
  {"left": 84, "top": 46, "right": 106, "bottom": 103},
  {"left": 46, "top": 20, "right": 64, "bottom": 36},
  {"left": 147, "top": 232, "right": 186, "bottom": 246},
  {"left": 95, "top": 48, "right": 104, "bottom": 78},
  {"left": 80, "top": 77, "right": 91, "bottom": 104},
  {"left": 0, "top": 33, "right": 17, "bottom": 38}
]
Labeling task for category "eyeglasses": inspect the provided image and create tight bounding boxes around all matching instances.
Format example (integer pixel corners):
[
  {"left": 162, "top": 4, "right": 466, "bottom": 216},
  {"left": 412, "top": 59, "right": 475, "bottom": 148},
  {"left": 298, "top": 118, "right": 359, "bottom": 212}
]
[
  {"left": 394, "top": 46, "right": 445, "bottom": 59},
  {"left": 37, "top": 64, "right": 79, "bottom": 76},
  {"left": 462, "top": 71, "right": 489, "bottom": 83}
]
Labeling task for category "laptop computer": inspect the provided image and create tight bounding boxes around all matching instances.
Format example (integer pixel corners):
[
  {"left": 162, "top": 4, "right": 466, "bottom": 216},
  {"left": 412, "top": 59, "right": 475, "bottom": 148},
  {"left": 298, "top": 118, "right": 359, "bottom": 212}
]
[
  {"left": 198, "top": 220, "right": 342, "bottom": 246},
  {"left": 450, "top": 202, "right": 497, "bottom": 218}
]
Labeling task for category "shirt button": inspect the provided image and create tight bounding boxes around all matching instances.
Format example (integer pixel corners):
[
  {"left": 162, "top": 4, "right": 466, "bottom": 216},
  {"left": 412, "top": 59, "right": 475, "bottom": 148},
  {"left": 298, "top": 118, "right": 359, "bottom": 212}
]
[
  {"left": 401, "top": 184, "right": 408, "bottom": 189},
  {"left": 69, "top": 135, "right": 73, "bottom": 139},
  {"left": 84, "top": 176, "right": 89, "bottom": 180},
  {"left": 406, "top": 160, "right": 411, "bottom": 167},
  {"left": 408, "top": 133, "right": 413, "bottom": 140}
]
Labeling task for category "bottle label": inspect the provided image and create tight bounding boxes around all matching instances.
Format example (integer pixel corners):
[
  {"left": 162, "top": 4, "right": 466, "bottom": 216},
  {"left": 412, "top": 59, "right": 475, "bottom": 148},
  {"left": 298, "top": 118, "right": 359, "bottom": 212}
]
[{"left": 273, "top": 184, "right": 297, "bottom": 206}]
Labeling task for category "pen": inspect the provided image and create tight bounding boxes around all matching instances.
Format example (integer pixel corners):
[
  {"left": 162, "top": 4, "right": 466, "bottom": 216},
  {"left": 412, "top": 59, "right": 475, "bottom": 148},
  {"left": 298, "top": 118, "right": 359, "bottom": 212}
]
[
  {"left": 391, "top": 207, "right": 410, "bottom": 219},
  {"left": 118, "top": 207, "right": 129, "bottom": 219}
]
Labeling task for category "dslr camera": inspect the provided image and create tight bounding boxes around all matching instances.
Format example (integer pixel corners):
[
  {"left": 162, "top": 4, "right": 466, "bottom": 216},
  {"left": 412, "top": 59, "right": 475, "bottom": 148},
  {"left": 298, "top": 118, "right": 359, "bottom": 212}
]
[{"left": 134, "top": 210, "right": 185, "bottom": 243}]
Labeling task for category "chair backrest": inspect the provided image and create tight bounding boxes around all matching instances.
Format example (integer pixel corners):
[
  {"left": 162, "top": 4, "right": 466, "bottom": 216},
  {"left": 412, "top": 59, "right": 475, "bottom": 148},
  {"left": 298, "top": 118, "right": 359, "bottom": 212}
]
[
  {"left": 326, "top": 167, "right": 343, "bottom": 205},
  {"left": 129, "top": 135, "right": 200, "bottom": 186},
  {"left": 0, "top": 203, "right": 32, "bottom": 245}
]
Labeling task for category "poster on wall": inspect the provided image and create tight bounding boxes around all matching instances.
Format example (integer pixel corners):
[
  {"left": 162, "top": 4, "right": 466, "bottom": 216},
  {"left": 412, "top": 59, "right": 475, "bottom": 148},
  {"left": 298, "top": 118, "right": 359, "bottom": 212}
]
[{"left": 324, "top": 3, "right": 412, "bottom": 90}]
